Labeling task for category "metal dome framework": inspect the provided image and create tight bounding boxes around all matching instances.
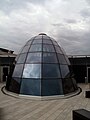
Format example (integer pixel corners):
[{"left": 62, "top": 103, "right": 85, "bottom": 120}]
[{"left": 6, "top": 33, "right": 78, "bottom": 98}]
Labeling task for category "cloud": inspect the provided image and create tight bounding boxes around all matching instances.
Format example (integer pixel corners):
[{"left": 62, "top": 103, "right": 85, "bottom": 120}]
[
  {"left": 86, "top": 0, "right": 90, "bottom": 5},
  {"left": 64, "top": 19, "right": 77, "bottom": 24},
  {"left": 80, "top": 9, "right": 90, "bottom": 18},
  {"left": 0, "top": 0, "right": 90, "bottom": 55},
  {"left": 0, "top": 0, "right": 47, "bottom": 14},
  {"left": 51, "top": 23, "right": 64, "bottom": 27}
]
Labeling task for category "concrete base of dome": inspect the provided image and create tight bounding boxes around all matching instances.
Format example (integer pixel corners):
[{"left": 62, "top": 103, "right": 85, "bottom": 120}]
[{"left": 2, "top": 86, "right": 81, "bottom": 100}]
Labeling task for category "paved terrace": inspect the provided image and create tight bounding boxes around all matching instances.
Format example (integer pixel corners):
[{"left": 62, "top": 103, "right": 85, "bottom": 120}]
[{"left": 0, "top": 83, "right": 90, "bottom": 120}]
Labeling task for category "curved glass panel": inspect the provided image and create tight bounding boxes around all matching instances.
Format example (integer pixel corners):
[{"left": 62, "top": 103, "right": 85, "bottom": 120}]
[
  {"left": 52, "top": 40, "right": 58, "bottom": 46},
  {"left": 9, "top": 78, "right": 21, "bottom": 93},
  {"left": 12, "top": 64, "right": 23, "bottom": 77},
  {"left": 55, "top": 46, "right": 62, "bottom": 54},
  {"left": 34, "top": 35, "right": 42, "bottom": 39},
  {"left": 72, "top": 78, "right": 78, "bottom": 90},
  {"left": 26, "top": 52, "right": 42, "bottom": 63},
  {"left": 61, "top": 47, "right": 66, "bottom": 55},
  {"left": 29, "top": 44, "right": 42, "bottom": 52},
  {"left": 42, "top": 64, "right": 61, "bottom": 78},
  {"left": 43, "top": 35, "right": 50, "bottom": 39},
  {"left": 43, "top": 44, "right": 55, "bottom": 52},
  {"left": 17, "top": 53, "right": 27, "bottom": 64},
  {"left": 26, "top": 40, "right": 33, "bottom": 45},
  {"left": 43, "top": 40, "right": 52, "bottom": 44},
  {"left": 15, "top": 55, "right": 19, "bottom": 63},
  {"left": 58, "top": 54, "right": 67, "bottom": 64},
  {"left": 32, "top": 39, "right": 42, "bottom": 44},
  {"left": 23, "top": 64, "right": 41, "bottom": 78},
  {"left": 43, "top": 53, "right": 58, "bottom": 63},
  {"left": 65, "top": 55, "right": 70, "bottom": 65},
  {"left": 20, "top": 79, "right": 41, "bottom": 96},
  {"left": 60, "top": 65, "right": 70, "bottom": 78},
  {"left": 21, "top": 45, "right": 30, "bottom": 53},
  {"left": 41, "top": 79, "right": 63, "bottom": 96},
  {"left": 63, "top": 78, "right": 74, "bottom": 94}
]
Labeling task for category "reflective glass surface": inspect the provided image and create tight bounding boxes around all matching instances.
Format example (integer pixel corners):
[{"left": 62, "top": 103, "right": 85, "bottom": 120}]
[
  {"left": 43, "top": 40, "right": 52, "bottom": 44},
  {"left": 41, "top": 79, "right": 63, "bottom": 96},
  {"left": 42, "top": 64, "right": 61, "bottom": 78},
  {"left": 61, "top": 47, "right": 66, "bottom": 55},
  {"left": 12, "top": 64, "right": 23, "bottom": 77},
  {"left": 26, "top": 40, "right": 33, "bottom": 45},
  {"left": 58, "top": 54, "right": 67, "bottom": 64},
  {"left": 43, "top": 44, "right": 55, "bottom": 52},
  {"left": 17, "top": 54, "right": 27, "bottom": 63},
  {"left": 72, "top": 78, "right": 78, "bottom": 90},
  {"left": 15, "top": 55, "right": 19, "bottom": 62},
  {"left": 20, "top": 79, "right": 41, "bottom": 96},
  {"left": 34, "top": 35, "right": 42, "bottom": 39},
  {"left": 65, "top": 55, "right": 70, "bottom": 65},
  {"left": 9, "top": 78, "right": 21, "bottom": 93},
  {"left": 29, "top": 44, "right": 42, "bottom": 52},
  {"left": 63, "top": 78, "right": 74, "bottom": 94},
  {"left": 60, "top": 65, "right": 70, "bottom": 78},
  {"left": 23, "top": 64, "right": 41, "bottom": 78},
  {"left": 43, "top": 53, "right": 58, "bottom": 63},
  {"left": 21, "top": 45, "right": 30, "bottom": 53},
  {"left": 43, "top": 35, "right": 50, "bottom": 39},
  {"left": 32, "top": 39, "right": 42, "bottom": 44},
  {"left": 55, "top": 46, "right": 62, "bottom": 54},
  {"left": 52, "top": 40, "right": 58, "bottom": 46},
  {"left": 26, "top": 53, "right": 42, "bottom": 63}
]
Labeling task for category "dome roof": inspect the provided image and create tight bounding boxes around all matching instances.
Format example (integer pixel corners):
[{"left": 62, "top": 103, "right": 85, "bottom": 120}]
[{"left": 6, "top": 33, "right": 78, "bottom": 99}]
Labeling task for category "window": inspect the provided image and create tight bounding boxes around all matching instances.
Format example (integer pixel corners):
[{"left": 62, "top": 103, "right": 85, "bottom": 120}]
[
  {"left": 43, "top": 40, "right": 52, "bottom": 44},
  {"left": 12, "top": 64, "right": 23, "bottom": 77},
  {"left": 32, "top": 39, "right": 42, "bottom": 44},
  {"left": 21, "top": 45, "right": 30, "bottom": 53},
  {"left": 65, "top": 55, "right": 70, "bottom": 65},
  {"left": 29, "top": 44, "right": 42, "bottom": 52},
  {"left": 63, "top": 78, "right": 74, "bottom": 94},
  {"left": 23, "top": 64, "right": 41, "bottom": 78},
  {"left": 43, "top": 53, "right": 58, "bottom": 63},
  {"left": 41, "top": 79, "right": 63, "bottom": 96},
  {"left": 61, "top": 47, "right": 66, "bottom": 55},
  {"left": 9, "top": 78, "right": 21, "bottom": 93},
  {"left": 17, "top": 54, "right": 27, "bottom": 63},
  {"left": 34, "top": 36, "right": 42, "bottom": 39},
  {"left": 43, "top": 44, "right": 55, "bottom": 52},
  {"left": 58, "top": 54, "right": 67, "bottom": 64},
  {"left": 26, "top": 40, "right": 33, "bottom": 45},
  {"left": 42, "top": 64, "right": 61, "bottom": 78},
  {"left": 20, "top": 79, "right": 41, "bottom": 96},
  {"left": 52, "top": 40, "right": 58, "bottom": 46},
  {"left": 43, "top": 35, "right": 50, "bottom": 39},
  {"left": 55, "top": 46, "right": 62, "bottom": 54},
  {"left": 26, "top": 53, "right": 42, "bottom": 63},
  {"left": 60, "top": 65, "right": 70, "bottom": 78}
]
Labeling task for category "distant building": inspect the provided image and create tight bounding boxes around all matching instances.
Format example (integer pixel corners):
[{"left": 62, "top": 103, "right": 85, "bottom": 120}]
[
  {"left": 0, "top": 48, "right": 16, "bottom": 82},
  {"left": 69, "top": 55, "right": 90, "bottom": 83}
]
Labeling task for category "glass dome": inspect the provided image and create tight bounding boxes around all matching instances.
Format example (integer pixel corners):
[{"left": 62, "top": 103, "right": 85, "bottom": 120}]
[{"left": 6, "top": 33, "right": 78, "bottom": 98}]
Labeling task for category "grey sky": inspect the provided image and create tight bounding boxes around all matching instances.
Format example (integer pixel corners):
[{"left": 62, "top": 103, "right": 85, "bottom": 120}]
[{"left": 0, "top": 0, "right": 90, "bottom": 55}]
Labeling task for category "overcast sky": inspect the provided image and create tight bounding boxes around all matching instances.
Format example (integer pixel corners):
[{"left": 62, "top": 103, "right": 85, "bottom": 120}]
[{"left": 0, "top": 0, "right": 90, "bottom": 55}]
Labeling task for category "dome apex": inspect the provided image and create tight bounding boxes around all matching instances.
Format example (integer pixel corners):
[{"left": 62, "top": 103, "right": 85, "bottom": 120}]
[{"left": 39, "top": 33, "right": 47, "bottom": 35}]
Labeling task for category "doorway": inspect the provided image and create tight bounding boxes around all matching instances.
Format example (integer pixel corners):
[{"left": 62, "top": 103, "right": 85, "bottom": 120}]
[
  {"left": 87, "top": 67, "right": 90, "bottom": 83},
  {"left": 3, "top": 67, "right": 9, "bottom": 82}
]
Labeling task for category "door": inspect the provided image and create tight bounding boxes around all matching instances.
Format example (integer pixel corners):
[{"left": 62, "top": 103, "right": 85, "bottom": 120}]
[
  {"left": 3, "top": 67, "right": 8, "bottom": 82},
  {"left": 87, "top": 67, "right": 90, "bottom": 83}
]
